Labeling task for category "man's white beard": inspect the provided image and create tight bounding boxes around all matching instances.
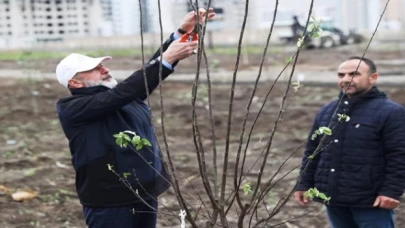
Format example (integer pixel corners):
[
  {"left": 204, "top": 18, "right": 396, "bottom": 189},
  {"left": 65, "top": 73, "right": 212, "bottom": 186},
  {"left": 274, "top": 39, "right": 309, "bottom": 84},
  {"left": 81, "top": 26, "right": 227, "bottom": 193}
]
[{"left": 83, "top": 77, "right": 118, "bottom": 89}]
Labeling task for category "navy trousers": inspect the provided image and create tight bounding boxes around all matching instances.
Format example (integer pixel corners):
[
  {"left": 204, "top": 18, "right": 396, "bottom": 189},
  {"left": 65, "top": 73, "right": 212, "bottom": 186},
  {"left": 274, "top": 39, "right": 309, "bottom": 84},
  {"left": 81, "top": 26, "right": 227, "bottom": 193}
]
[
  {"left": 83, "top": 199, "right": 158, "bottom": 228},
  {"left": 326, "top": 206, "right": 395, "bottom": 228}
]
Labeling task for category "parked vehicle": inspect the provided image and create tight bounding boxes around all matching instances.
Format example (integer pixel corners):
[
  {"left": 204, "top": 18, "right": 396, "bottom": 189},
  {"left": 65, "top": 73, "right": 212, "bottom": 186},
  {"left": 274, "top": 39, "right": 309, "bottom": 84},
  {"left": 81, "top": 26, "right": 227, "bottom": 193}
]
[{"left": 275, "top": 16, "right": 363, "bottom": 49}]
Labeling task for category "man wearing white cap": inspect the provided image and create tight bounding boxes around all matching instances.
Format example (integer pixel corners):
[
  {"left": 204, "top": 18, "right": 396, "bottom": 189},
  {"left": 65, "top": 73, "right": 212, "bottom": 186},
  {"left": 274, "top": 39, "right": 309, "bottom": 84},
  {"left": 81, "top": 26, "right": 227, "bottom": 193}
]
[{"left": 56, "top": 8, "right": 215, "bottom": 228}]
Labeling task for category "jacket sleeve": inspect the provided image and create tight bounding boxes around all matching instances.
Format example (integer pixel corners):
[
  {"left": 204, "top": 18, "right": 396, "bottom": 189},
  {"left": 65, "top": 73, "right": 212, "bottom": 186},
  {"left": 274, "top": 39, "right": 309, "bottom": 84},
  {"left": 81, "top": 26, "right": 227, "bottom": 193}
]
[
  {"left": 148, "top": 33, "right": 180, "bottom": 68},
  {"left": 378, "top": 105, "right": 405, "bottom": 200},
  {"left": 296, "top": 108, "right": 322, "bottom": 191},
  {"left": 137, "top": 33, "right": 180, "bottom": 100},
  {"left": 58, "top": 34, "right": 179, "bottom": 125}
]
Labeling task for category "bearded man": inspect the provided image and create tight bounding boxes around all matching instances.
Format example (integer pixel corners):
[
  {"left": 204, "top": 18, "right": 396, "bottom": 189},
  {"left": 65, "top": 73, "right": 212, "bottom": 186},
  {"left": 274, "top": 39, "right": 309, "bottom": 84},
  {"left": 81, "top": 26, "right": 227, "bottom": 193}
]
[{"left": 294, "top": 56, "right": 405, "bottom": 228}]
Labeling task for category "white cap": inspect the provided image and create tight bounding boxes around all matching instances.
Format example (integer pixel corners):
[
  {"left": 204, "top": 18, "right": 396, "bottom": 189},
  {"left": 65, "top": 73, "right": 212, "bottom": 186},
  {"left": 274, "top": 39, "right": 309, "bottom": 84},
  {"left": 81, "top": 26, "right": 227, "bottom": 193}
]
[{"left": 55, "top": 53, "right": 112, "bottom": 87}]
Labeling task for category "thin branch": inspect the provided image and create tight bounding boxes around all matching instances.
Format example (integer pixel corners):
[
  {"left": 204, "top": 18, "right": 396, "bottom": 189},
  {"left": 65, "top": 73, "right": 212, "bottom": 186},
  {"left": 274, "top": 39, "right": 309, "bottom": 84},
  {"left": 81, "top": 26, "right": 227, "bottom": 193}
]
[
  {"left": 156, "top": 1, "right": 199, "bottom": 227},
  {"left": 250, "top": 0, "right": 315, "bottom": 208},
  {"left": 233, "top": 0, "right": 280, "bottom": 212},
  {"left": 201, "top": 8, "right": 220, "bottom": 204},
  {"left": 221, "top": 0, "right": 250, "bottom": 227}
]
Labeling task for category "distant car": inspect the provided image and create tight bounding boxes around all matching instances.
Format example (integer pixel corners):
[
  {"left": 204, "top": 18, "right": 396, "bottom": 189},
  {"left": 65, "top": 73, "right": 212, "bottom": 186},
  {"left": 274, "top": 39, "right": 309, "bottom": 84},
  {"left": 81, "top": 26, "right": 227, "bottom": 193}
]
[
  {"left": 275, "top": 16, "right": 363, "bottom": 49},
  {"left": 329, "top": 27, "right": 364, "bottom": 45},
  {"left": 305, "top": 19, "right": 363, "bottom": 48}
]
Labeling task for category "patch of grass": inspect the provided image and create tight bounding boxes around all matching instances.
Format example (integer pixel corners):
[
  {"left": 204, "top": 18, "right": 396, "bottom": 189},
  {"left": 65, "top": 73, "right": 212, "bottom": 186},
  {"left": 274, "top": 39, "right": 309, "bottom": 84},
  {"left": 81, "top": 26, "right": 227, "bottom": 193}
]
[
  {"left": 0, "top": 45, "right": 285, "bottom": 61},
  {"left": 0, "top": 49, "right": 155, "bottom": 61},
  {"left": 206, "top": 46, "right": 284, "bottom": 55}
]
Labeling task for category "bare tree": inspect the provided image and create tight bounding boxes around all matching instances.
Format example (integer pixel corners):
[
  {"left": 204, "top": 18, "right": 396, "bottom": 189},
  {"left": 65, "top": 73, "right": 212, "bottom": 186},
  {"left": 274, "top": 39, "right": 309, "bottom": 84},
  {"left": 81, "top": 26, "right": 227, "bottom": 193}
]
[{"left": 110, "top": 0, "right": 391, "bottom": 227}]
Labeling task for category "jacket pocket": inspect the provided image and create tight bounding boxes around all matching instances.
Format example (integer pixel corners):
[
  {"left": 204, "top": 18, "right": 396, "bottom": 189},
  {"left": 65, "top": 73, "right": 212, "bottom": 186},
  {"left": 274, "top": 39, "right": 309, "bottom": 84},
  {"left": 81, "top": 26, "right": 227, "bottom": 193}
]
[
  {"left": 348, "top": 121, "right": 379, "bottom": 142},
  {"left": 350, "top": 121, "right": 377, "bottom": 129}
]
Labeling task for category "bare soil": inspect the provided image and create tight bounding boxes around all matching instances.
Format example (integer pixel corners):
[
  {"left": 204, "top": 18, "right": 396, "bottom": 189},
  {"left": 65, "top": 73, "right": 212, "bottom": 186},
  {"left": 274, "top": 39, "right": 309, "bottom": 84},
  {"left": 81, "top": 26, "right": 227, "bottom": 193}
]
[
  {"left": 1, "top": 75, "right": 405, "bottom": 227},
  {"left": 1, "top": 44, "right": 404, "bottom": 74}
]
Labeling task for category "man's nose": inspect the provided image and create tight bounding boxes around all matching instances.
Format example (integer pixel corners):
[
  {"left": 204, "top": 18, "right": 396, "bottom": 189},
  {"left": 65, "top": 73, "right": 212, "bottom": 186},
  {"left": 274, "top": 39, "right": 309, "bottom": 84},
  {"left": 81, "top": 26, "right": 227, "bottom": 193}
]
[{"left": 101, "top": 66, "right": 109, "bottom": 74}]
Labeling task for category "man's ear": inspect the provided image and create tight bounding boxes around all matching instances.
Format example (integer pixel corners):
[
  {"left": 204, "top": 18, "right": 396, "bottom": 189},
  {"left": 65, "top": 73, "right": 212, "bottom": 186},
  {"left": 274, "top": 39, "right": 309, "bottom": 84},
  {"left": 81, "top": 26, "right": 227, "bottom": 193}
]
[
  {"left": 370, "top": 72, "right": 378, "bottom": 85},
  {"left": 67, "top": 78, "right": 84, "bottom": 89}
]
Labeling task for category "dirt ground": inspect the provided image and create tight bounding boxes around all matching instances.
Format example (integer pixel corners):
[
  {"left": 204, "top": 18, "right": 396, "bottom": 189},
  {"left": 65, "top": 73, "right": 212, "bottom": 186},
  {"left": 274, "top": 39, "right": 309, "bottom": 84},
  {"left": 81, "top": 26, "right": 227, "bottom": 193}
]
[
  {"left": 1, "top": 44, "right": 405, "bottom": 227},
  {"left": 1, "top": 70, "right": 405, "bottom": 228}
]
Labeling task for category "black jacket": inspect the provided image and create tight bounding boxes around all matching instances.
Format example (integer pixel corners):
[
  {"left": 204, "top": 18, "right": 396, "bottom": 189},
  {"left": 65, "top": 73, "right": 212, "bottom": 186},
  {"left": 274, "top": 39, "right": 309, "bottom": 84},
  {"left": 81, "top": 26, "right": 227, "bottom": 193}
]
[
  {"left": 297, "top": 87, "right": 405, "bottom": 207},
  {"left": 56, "top": 34, "right": 179, "bottom": 207}
]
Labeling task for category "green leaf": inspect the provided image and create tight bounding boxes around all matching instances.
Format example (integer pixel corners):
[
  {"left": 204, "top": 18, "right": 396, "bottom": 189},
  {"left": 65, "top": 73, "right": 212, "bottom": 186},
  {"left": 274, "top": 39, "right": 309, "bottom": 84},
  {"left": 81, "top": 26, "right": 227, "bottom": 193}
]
[
  {"left": 285, "top": 56, "right": 293, "bottom": 63},
  {"left": 304, "top": 188, "right": 331, "bottom": 202},
  {"left": 116, "top": 137, "right": 123, "bottom": 147},
  {"left": 132, "top": 135, "right": 141, "bottom": 145},
  {"left": 318, "top": 192, "right": 327, "bottom": 200},
  {"left": 311, "top": 132, "right": 319, "bottom": 140},
  {"left": 292, "top": 81, "right": 300, "bottom": 87},
  {"left": 297, "top": 39, "right": 303, "bottom": 48},
  {"left": 308, "top": 23, "right": 315, "bottom": 32},
  {"left": 313, "top": 188, "right": 320, "bottom": 196},
  {"left": 113, "top": 134, "right": 120, "bottom": 138},
  {"left": 292, "top": 81, "right": 301, "bottom": 92},
  {"left": 107, "top": 164, "right": 113, "bottom": 170},
  {"left": 319, "top": 127, "right": 332, "bottom": 136},
  {"left": 312, "top": 32, "right": 319, "bottom": 37},
  {"left": 123, "top": 134, "right": 131, "bottom": 142},
  {"left": 123, "top": 172, "right": 131, "bottom": 178},
  {"left": 243, "top": 183, "right": 253, "bottom": 195},
  {"left": 136, "top": 144, "right": 143, "bottom": 150},
  {"left": 304, "top": 190, "right": 314, "bottom": 199},
  {"left": 142, "top": 139, "right": 152, "bottom": 147},
  {"left": 338, "top": 114, "right": 350, "bottom": 122}
]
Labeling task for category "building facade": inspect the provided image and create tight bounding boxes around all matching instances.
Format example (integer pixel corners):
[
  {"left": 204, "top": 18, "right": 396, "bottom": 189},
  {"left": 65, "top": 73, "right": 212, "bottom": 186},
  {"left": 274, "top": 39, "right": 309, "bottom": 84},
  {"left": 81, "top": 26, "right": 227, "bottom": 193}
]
[
  {"left": 0, "top": 0, "right": 404, "bottom": 49},
  {"left": 0, "top": 0, "right": 104, "bottom": 48}
]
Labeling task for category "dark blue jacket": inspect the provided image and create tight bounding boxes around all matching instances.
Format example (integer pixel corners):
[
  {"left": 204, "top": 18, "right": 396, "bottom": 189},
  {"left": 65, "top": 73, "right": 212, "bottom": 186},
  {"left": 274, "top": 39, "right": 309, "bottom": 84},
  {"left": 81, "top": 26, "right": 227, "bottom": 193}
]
[
  {"left": 297, "top": 87, "right": 405, "bottom": 207},
  {"left": 56, "top": 34, "right": 178, "bottom": 207}
]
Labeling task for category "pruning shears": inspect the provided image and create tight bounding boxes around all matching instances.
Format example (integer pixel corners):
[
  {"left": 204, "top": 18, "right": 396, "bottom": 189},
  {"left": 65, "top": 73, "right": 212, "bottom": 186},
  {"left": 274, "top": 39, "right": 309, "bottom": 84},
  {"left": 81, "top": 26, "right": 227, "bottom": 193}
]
[{"left": 180, "top": 23, "right": 202, "bottom": 42}]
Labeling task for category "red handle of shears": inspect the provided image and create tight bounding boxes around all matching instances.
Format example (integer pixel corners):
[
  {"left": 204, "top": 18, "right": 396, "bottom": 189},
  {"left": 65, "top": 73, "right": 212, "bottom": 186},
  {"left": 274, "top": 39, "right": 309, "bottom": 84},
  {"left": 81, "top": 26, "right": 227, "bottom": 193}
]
[{"left": 180, "top": 33, "right": 198, "bottom": 42}]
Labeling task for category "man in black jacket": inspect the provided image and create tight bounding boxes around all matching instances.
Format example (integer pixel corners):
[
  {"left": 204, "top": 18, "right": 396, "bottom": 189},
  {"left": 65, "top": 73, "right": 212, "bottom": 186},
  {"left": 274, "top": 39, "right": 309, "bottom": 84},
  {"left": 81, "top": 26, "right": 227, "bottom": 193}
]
[
  {"left": 56, "top": 8, "right": 215, "bottom": 228},
  {"left": 294, "top": 57, "right": 405, "bottom": 228}
]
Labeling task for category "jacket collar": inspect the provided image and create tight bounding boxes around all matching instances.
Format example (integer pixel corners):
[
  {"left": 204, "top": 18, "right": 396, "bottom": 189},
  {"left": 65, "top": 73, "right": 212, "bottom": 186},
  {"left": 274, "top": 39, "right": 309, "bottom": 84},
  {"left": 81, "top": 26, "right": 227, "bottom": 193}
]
[
  {"left": 69, "top": 86, "right": 110, "bottom": 95},
  {"left": 338, "top": 86, "right": 387, "bottom": 101}
]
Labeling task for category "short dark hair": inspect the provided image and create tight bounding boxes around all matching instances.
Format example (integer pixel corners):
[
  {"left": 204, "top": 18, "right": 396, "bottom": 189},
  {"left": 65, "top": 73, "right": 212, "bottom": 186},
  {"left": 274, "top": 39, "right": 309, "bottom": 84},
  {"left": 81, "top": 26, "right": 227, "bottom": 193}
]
[{"left": 347, "top": 56, "right": 377, "bottom": 74}]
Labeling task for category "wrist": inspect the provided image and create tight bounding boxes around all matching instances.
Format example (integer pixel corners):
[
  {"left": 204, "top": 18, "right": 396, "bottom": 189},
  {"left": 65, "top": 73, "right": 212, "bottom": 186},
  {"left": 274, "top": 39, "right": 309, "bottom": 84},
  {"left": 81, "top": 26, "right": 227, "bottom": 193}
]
[
  {"left": 175, "top": 28, "right": 186, "bottom": 40},
  {"left": 162, "top": 52, "right": 176, "bottom": 65},
  {"left": 177, "top": 28, "right": 187, "bottom": 35}
]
